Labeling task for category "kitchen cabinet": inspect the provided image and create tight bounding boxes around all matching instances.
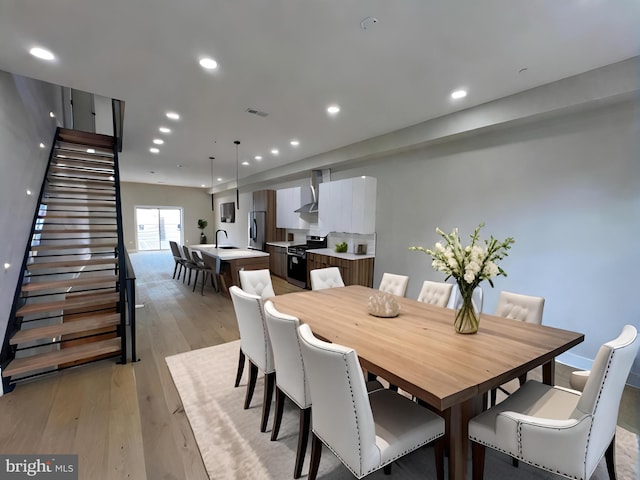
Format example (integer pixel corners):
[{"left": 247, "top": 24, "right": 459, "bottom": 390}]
[
  {"left": 318, "top": 176, "right": 376, "bottom": 234},
  {"left": 276, "top": 186, "right": 312, "bottom": 229},
  {"left": 266, "top": 244, "right": 287, "bottom": 278},
  {"left": 306, "top": 252, "right": 374, "bottom": 288},
  {"left": 253, "top": 190, "right": 284, "bottom": 243}
]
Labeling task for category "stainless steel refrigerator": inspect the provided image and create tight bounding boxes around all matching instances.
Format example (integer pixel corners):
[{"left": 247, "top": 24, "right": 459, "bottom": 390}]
[{"left": 248, "top": 211, "right": 267, "bottom": 251}]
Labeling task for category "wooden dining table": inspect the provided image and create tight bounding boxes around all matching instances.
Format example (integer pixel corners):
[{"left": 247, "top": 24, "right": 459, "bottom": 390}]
[{"left": 271, "top": 285, "right": 584, "bottom": 480}]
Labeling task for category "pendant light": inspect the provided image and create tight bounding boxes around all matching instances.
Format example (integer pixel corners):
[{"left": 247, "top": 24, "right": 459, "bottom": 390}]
[
  {"left": 209, "top": 156, "right": 215, "bottom": 211},
  {"left": 234, "top": 140, "right": 240, "bottom": 209}
]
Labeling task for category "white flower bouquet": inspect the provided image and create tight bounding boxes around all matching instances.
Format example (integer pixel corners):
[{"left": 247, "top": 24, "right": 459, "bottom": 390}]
[{"left": 410, "top": 223, "right": 515, "bottom": 333}]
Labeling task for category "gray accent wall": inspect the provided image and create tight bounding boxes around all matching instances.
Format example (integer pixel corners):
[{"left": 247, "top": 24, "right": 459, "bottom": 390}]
[{"left": 0, "top": 70, "right": 62, "bottom": 348}]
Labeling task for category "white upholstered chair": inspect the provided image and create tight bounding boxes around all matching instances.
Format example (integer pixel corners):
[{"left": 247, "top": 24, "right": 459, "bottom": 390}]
[
  {"left": 491, "top": 290, "right": 545, "bottom": 406},
  {"left": 240, "top": 268, "right": 275, "bottom": 299},
  {"left": 416, "top": 281, "right": 453, "bottom": 307},
  {"left": 570, "top": 370, "right": 590, "bottom": 392},
  {"left": 229, "top": 286, "right": 275, "bottom": 432},
  {"left": 297, "top": 323, "right": 445, "bottom": 480},
  {"left": 469, "top": 324, "right": 638, "bottom": 480},
  {"left": 263, "top": 301, "right": 311, "bottom": 478},
  {"left": 309, "top": 267, "right": 345, "bottom": 291},
  {"left": 378, "top": 273, "right": 409, "bottom": 297}
]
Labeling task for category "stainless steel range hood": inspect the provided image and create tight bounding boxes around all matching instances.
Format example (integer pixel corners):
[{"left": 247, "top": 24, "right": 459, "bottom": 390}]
[{"left": 295, "top": 169, "right": 329, "bottom": 214}]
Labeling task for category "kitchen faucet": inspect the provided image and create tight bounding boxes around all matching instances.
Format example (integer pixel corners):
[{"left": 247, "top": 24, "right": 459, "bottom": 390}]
[{"left": 215, "top": 229, "right": 228, "bottom": 248}]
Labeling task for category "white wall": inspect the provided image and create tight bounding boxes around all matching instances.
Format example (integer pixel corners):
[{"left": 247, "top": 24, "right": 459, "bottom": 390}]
[
  {"left": 329, "top": 98, "right": 640, "bottom": 385},
  {"left": 0, "top": 70, "right": 62, "bottom": 349}
]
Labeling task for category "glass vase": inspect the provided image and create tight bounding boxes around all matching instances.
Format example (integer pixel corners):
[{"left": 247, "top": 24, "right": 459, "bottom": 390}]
[{"left": 454, "top": 287, "right": 482, "bottom": 334}]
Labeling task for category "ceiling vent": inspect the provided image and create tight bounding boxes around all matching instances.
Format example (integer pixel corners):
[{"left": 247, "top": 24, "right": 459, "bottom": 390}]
[{"left": 245, "top": 108, "right": 268, "bottom": 117}]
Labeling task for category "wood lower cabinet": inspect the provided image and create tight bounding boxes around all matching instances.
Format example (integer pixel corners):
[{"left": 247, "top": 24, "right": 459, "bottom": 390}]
[
  {"left": 266, "top": 244, "right": 287, "bottom": 278},
  {"left": 307, "top": 253, "right": 374, "bottom": 288}
]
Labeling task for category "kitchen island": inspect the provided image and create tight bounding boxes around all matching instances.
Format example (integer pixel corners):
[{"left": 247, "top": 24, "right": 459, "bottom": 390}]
[{"left": 192, "top": 245, "right": 269, "bottom": 296}]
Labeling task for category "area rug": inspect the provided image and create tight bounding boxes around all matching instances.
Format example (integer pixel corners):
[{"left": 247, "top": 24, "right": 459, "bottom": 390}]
[{"left": 166, "top": 340, "right": 639, "bottom": 480}]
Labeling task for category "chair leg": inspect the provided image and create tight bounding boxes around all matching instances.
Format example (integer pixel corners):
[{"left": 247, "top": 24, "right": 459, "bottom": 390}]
[
  {"left": 271, "top": 387, "right": 285, "bottom": 441},
  {"left": 294, "top": 407, "right": 311, "bottom": 479},
  {"left": 367, "top": 371, "right": 377, "bottom": 382},
  {"left": 471, "top": 441, "right": 486, "bottom": 480},
  {"left": 605, "top": 435, "right": 617, "bottom": 480},
  {"left": 383, "top": 464, "right": 392, "bottom": 474},
  {"left": 234, "top": 349, "right": 245, "bottom": 387},
  {"left": 192, "top": 270, "right": 199, "bottom": 292},
  {"left": 172, "top": 261, "right": 179, "bottom": 279},
  {"left": 261, "top": 372, "right": 276, "bottom": 432},
  {"left": 308, "top": 433, "right": 323, "bottom": 480},
  {"left": 200, "top": 272, "right": 207, "bottom": 295},
  {"left": 434, "top": 437, "right": 445, "bottom": 480},
  {"left": 244, "top": 361, "right": 258, "bottom": 409}
]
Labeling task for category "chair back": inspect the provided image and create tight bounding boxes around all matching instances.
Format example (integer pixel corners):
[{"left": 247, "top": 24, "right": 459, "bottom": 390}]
[
  {"left": 298, "top": 324, "right": 379, "bottom": 476},
  {"left": 378, "top": 273, "right": 409, "bottom": 297},
  {"left": 263, "top": 301, "right": 310, "bottom": 409},
  {"left": 494, "top": 291, "right": 544, "bottom": 324},
  {"left": 417, "top": 281, "right": 453, "bottom": 307},
  {"left": 229, "top": 286, "right": 274, "bottom": 373},
  {"left": 169, "top": 240, "right": 182, "bottom": 259},
  {"left": 573, "top": 324, "right": 638, "bottom": 475},
  {"left": 240, "top": 269, "right": 275, "bottom": 299},
  {"left": 309, "top": 267, "right": 345, "bottom": 291},
  {"left": 181, "top": 245, "right": 195, "bottom": 264},
  {"left": 191, "top": 249, "right": 205, "bottom": 266}
]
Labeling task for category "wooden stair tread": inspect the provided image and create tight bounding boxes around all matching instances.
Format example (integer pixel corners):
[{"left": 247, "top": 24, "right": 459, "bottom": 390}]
[
  {"left": 38, "top": 213, "right": 117, "bottom": 219},
  {"left": 39, "top": 199, "right": 116, "bottom": 207},
  {"left": 22, "top": 275, "right": 118, "bottom": 292},
  {"left": 2, "top": 337, "right": 121, "bottom": 377},
  {"left": 45, "top": 187, "right": 115, "bottom": 196},
  {"left": 46, "top": 179, "right": 115, "bottom": 188},
  {"left": 30, "top": 243, "right": 118, "bottom": 251},
  {"left": 52, "top": 158, "right": 114, "bottom": 169},
  {"left": 16, "top": 292, "right": 120, "bottom": 316},
  {"left": 38, "top": 227, "right": 118, "bottom": 233},
  {"left": 56, "top": 142, "right": 114, "bottom": 156},
  {"left": 57, "top": 129, "right": 115, "bottom": 149},
  {"left": 27, "top": 258, "right": 118, "bottom": 270},
  {"left": 10, "top": 313, "right": 120, "bottom": 345},
  {"left": 50, "top": 164, "right": 114, "bottom": 174}
]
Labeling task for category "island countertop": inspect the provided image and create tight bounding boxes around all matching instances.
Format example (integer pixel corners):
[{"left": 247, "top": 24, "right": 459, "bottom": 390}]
[
  {"left": 306, "top": 248, "right": 375, "bottom": 260},
  {"left": 192, "top": 245, "right": 269, "bottom": 260}
]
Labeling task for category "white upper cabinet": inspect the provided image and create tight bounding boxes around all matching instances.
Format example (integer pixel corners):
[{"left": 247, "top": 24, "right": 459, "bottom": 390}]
[
  {"left": 276, "top": 186, "right": 312, "bottom": 229},
  {"left": 319, "top": 176, "right": 376, "bottom": 234}
]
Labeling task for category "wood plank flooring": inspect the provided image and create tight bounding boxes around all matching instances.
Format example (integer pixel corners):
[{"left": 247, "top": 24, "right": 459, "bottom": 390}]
[{"left": 0, "top": 250, "right": 636, "bottom": 479}]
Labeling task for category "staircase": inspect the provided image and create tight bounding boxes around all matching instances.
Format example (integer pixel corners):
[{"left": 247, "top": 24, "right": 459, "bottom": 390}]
[{"left": 1, "top": 128, "right": 131, "bottom": 389}]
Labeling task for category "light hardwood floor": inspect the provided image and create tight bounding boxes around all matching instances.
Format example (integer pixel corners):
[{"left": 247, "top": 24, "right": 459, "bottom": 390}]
[{"left": 0, "top": 250, "right": 636, "bottom": 479}]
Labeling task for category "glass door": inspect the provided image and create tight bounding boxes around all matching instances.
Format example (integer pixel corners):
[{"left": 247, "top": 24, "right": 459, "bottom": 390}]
[{"left": 135, "top": 207, "right": 182, "bottom": 251}]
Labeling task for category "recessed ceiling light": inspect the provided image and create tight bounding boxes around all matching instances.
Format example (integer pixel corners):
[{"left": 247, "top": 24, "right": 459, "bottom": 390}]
[
  {"left": 241, "top": 161, "right": 250, "bottom": 166},
  {"left": 290, "top": 140, "right": 300, "bottom": 147},
  {"left": 150, "top": 171, "right": 155, "bottom": 174},
  {"left": 254, "top": 155, "right": 262, "bottom": 161},
  {"left": 49, "top": 112, "right": 55, "bottom": 118},
  {"left": 166, "top": 111, "right": 180, "bottom": 120},
  {"left": 451, "top": 89, "right": 467, "bottom": 99},
  {"left": 87, "top": 148, "right": 95, "bottom": 154},
  {"left": 26, "top": 189, "right": 32, "bottom": 195},
  {"left": 149, "top": 148, "right": 160, "bottom": 154},
  {"left": 270, "top": 149, "right": 279, "bottom": 155},
  {"left": 201, "top": 184, "right": 206, "bottom": 187},
  {"left": 176, "top": 164, "right": 183, "bottom": 168},
  {"left": 3, "top": 263, "right": 10, "bottom": 270},
  {"left": 327, "top": 105, "right": 340, "bottom": 115},
  {"left": 29, "top": 47, "right": 55, "bottom": 61},
  {"left": 217, "top": 177, "right": 223, "bottom": 181},
  {"left": 159, "top": 126, "right": 171, "bottom": 134},
  {"left": 153, "top": 138, "right": 164, "bottom": 145},
  {"left": 199, "top": 58, "right": 218, "bottom": 70},
  {"left": 39, "top": 143, "right": 46, "bottom": 148}
]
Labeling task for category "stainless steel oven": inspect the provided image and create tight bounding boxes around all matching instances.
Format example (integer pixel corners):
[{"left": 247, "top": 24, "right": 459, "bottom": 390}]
[{"left": 286, "top": 235, "right": 326, "bottom": 289}]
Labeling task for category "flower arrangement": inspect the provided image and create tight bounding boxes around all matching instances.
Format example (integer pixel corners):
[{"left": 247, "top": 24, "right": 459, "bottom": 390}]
[{"left": 409, "top": 223, "right": 515, "bottom": 333}]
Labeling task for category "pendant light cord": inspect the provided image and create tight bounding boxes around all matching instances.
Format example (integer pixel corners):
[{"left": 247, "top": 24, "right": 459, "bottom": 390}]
[{"left": 234, "top": 140, "right": 240, "bottom": 209}]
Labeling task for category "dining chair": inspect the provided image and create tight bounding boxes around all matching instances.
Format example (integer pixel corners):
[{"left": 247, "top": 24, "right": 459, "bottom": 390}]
[
  {"left": 199, "top": 251, "right": 220, "bottom": 293},
  {"left": 240, "top": 269, "right": 275, "bottom": 299},
  {"left": 570, "top": 370, "right": 590, "bottom": 392},
  {"left": 229, "top": 286, "right": 275, "bottom": 433},
  {"left": 181, "top": 245, "right": 198, "bottom": 285},
  {"left": 469, "top": 324, "right": 639, "bottom": 480},
  {"left": 190, "top": 250, "right": 217, "bottom": 294},
  {"left": 263, "top": 301, "right": 311, "bottom": 478},
  {"left": 309, "top": 267, "right": 345, "bottom": 290},
  {"left": 416, "top": 280, "right": 453, "bottom": 307},
  {"left": 378, "top": 272, "right": 409, "bottom": 297},
  {"left": 169, "top": 240, "right": 186, "bottom": 279},
  {"left": 297, "top": 323, "right": 445, "bottom": 480},
  {"left": 490, "top": 290, "right": 545, "bottom": 407}
]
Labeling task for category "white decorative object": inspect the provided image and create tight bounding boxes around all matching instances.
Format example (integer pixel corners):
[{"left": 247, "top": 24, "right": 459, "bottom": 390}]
[{"left": 367, "top": 292, "right": 400, "bottom": 318}]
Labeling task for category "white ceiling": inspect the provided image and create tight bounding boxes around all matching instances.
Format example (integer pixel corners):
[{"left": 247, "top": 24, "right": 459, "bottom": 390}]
[{"left": 0, "top": 0, "right": 638, "bottom": 190}]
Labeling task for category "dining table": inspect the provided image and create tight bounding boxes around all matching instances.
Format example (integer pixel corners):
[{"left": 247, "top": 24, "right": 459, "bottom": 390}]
[{"left": 271, "top": 285, "right": 584, "bottom": 480}]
